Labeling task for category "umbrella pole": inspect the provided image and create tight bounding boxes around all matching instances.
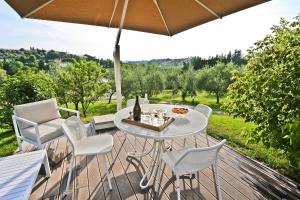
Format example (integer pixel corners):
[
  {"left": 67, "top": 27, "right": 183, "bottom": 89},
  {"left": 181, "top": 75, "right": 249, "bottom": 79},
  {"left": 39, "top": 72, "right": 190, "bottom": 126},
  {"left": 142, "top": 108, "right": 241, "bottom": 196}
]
[
  {"left": 113, "top": 0, "right": 129, "bottom": 111},
  {"left": 113, "top": 44, "right": 122, "bottom": 111}
]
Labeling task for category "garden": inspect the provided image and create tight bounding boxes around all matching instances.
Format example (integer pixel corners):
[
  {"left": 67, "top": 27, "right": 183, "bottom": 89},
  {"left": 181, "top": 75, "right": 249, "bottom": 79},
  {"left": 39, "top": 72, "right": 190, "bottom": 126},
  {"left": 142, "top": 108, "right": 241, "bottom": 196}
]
[{"left": 0, "top": 17, "right": 299, "bottom": 182}]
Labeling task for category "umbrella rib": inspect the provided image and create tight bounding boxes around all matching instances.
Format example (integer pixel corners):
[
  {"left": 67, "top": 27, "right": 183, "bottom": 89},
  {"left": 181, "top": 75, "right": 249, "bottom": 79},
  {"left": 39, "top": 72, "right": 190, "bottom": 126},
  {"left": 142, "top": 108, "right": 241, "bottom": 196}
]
[
  {"left": 22, "top": 0, "right": 55, "bottom": 18},
  {"left": 193, "top": 0, "right": 221, "bottom": 19},
  {"left": 153, "top": 0, "right": 171, "bottom": 36},
  {"left": 109, "top": 0, "right": 119, "bottom": 27}
]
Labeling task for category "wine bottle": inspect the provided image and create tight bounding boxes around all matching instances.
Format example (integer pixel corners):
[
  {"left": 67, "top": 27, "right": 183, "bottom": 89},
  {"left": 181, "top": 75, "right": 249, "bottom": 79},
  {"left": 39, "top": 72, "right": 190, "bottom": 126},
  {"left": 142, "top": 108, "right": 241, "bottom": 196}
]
[{"left": 133, "top": 96, "right": 141, "bottom": 121}]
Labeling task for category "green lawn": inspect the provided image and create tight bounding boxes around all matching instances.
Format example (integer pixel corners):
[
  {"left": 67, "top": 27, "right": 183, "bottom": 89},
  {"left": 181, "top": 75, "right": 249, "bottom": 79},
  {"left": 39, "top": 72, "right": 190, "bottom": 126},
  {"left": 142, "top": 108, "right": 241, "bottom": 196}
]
[
  {"left": 0, "top": 92, "right": 298, "bottom": 182},
  {"left": 150, "top": 90, "right": 225, "bottom": 110},
  {"left": 0, "top": 128, "right": 17, "bottom": 157},
  {"left": 207, "top": 114, "right": 298, "bottom": 182}
]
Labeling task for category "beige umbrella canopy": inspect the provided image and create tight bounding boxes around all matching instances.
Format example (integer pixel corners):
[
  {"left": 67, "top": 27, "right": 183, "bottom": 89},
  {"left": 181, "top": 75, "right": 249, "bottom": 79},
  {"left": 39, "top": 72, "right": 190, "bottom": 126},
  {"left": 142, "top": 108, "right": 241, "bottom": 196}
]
[
  {"left": 6, "top": 0, "right": 268, "bottom": 36},
  {"left": 5, "top": 0, "right": 269, "bottom": 109}
]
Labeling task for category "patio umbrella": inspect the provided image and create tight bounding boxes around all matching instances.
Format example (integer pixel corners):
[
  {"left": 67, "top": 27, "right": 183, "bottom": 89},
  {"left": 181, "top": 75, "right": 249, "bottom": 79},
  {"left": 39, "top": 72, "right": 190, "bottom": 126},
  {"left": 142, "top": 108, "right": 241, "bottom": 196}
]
[{"left": 5, "top": 0, "right": 269, "bottom": 110}]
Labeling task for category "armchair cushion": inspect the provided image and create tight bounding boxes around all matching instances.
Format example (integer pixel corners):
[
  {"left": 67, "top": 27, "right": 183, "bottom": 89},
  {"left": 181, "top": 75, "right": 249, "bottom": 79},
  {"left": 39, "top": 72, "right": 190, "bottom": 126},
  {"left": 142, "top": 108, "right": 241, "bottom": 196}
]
[
  {"left": 14, "top": 98, "right": 61, "bottom": 129},
  {"left": 20, "top": 118, "right": 65, "bottom": 143}
]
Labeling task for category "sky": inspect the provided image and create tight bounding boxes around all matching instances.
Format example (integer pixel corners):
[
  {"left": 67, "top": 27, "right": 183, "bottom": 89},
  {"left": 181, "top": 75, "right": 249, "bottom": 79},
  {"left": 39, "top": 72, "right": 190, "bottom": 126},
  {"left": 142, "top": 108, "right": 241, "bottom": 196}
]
[{"left": 0, "top": 0, "right": 299, "bottom": 61}]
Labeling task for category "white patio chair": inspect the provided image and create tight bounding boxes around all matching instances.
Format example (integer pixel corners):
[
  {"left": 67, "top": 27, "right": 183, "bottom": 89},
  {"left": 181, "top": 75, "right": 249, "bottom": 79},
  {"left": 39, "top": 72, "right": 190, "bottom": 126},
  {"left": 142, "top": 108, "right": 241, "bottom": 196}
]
[
  {"left": 126, "top": 97, "right": 150, "bottom": 157},
  {"left": 12, "top": 98, "right": 79, "bottom": 151},
  {"left": 62, "top": 116, "right": 113, "bottom": 196},
  {"left": 194, "top": 104, "right": 213, "bottom": 146},
  {"left": 157, "top": 139, "right": 226, "bottom": 200}
]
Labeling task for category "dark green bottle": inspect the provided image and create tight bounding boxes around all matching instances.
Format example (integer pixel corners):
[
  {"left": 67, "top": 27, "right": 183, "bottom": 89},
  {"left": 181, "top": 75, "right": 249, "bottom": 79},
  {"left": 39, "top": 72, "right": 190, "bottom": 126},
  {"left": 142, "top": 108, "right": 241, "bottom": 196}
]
[{"left": 133, "top": 96, "right": 141, "bottom": 121}]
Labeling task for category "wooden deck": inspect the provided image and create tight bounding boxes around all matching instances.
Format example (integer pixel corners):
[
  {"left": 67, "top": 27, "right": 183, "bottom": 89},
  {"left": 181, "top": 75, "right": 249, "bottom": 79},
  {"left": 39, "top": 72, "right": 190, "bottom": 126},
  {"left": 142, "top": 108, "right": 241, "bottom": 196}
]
[{"left": 18, "top": 128, "right": 300, "bottom": 200}]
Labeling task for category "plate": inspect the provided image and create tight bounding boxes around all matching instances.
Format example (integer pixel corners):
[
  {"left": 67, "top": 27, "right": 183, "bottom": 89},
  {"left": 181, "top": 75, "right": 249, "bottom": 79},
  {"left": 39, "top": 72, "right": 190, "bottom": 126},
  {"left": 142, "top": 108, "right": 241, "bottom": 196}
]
[{"left": 172, "top": 107, "right": 189, "bottom": 114}]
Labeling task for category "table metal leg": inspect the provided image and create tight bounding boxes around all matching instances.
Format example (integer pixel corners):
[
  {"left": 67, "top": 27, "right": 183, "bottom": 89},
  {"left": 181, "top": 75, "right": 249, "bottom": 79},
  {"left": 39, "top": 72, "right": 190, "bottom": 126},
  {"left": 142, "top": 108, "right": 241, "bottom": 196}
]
[
  {"left": 139, "top": 140, "right": 163, "bottom": 189},
  {"left": 127, "top": 139, "right": 154, "bottom": 158}
]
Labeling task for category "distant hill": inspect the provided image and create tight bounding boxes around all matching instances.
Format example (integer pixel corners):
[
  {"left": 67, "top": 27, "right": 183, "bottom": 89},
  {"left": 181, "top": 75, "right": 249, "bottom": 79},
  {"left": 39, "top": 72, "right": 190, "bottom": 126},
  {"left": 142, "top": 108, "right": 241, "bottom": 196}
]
[
  {"left": 0, "top": 48, "right": 114, "bottom": 74},
  {"left": 125, "top": 57, "right": 192, "bottom": 68}
]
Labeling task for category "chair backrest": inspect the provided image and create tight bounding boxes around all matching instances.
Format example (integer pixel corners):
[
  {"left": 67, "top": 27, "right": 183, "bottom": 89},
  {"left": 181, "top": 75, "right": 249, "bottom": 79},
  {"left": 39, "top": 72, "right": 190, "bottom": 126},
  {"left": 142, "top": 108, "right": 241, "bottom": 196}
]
[
  {"left": 61, "top": 116, "right": 87, "bottom": 147},
  {"left": 14, "top": 98, "right": 61, "bottom": 129},
  {"left": 126, "top": 98, "right": 150, "bottom": 107},
  {"left": 174, "top": 139, "right": 226, "bottom": 175},
  {"left": 194, "top": 104, "right": 212, "bottom": 119}
]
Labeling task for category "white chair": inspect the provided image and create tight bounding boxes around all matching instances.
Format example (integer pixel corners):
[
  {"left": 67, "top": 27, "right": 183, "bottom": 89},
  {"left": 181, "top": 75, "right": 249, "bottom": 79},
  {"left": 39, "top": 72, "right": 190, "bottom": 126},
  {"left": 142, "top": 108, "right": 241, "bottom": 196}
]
[
  {"left": 62, "top": 116, "right": 113, "bottom": 195},
  {"left": 12, "top": 98, "right": 79, "bottom": 151},
  {"left": 157, "top": 139, "right": 226, "bottom": 200},
  {"left": 194, "top": 104, "right": 213, "bottom": 146}
]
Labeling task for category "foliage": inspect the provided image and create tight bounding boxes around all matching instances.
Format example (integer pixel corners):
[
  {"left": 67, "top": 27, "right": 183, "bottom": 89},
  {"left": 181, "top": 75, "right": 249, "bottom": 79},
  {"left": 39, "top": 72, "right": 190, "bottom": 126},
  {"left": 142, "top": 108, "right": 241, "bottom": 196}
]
[
  {"left": 208, "top": 114, "right": 299, "bottom": 182},
  {"left": 191, "top": 49, "right": 245, "bottom": 70},
  {"left": 197, "top": 62, "right": 238, "bottom": 103},
  {"left": 224, "top": 17, "right": 300, "bottom": 167},
  {"left": 0, "top": 48, "right": 114, "bottom": 75},
  {"left": 178, "top": 66, "right": 197, "bottom": 101},
  {"left": 61, "top": 59, "right": 110, "bottom": 117},
  {"left": 0, "top": 69, "right": 56, "bottom": 126},
  {"left": 121, "top": 64, "right": 164, "bottom": 99}
]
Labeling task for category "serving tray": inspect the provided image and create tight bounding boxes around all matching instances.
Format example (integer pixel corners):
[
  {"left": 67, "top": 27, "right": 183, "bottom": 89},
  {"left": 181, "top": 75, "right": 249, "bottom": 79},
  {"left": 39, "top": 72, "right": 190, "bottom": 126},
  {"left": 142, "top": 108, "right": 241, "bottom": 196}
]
[{"left": 122, "top": 116, "right": 174, "bottom": 132}]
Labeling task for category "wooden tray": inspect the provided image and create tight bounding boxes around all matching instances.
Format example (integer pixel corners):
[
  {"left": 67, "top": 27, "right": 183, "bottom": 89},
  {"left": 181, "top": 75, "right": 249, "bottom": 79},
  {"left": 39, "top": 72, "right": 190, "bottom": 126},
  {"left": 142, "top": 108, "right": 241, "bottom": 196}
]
[{"left": 122, "top": 116, "right": 174, "bottom": 132}]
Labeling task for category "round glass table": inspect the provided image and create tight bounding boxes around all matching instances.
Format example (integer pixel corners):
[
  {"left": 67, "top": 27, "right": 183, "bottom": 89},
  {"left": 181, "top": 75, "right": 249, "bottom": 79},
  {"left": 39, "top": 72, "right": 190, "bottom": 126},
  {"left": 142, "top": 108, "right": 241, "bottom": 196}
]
[{"left": 114, "top": 104, "right": 208, "bottom": 189}]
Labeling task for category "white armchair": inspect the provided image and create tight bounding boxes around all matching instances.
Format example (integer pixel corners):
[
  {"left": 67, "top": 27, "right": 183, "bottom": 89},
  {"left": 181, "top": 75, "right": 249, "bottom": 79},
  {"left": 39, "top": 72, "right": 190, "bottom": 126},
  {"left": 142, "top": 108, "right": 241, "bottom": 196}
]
[
  {"left": 12, "top": 98, "right": 80, "bottom": 151},
  {"left": 158, "top": 139, "right": 226, "bottom": 200}
]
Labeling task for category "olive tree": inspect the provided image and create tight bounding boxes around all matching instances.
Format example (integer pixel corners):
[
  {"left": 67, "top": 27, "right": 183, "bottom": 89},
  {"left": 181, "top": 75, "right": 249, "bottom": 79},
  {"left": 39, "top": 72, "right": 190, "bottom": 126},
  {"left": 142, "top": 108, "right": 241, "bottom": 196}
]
[
  {"left": 197, "top": 62, "right": 237, "bottom": 103},
  {"left": 65, "top": 59, "right": 110, "bottom": 117},
  {"left": 224, "top": 17, "right": 300, "bottom": 167}
]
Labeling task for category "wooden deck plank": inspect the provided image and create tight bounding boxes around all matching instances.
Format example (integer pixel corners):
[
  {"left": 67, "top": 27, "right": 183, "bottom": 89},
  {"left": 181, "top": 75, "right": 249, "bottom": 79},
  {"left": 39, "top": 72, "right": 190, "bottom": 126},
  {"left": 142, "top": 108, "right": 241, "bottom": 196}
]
[
  {"left": 175, "top": 136, "right": 257, "bottom": 200},
  {"left": 166, "top": 138, "right": 233, "bottom": 200},
  {"left": 43, "top": 138, "right": 68, "bottom": 199},
  {"left": 111, "top": 133, "right": 149, "bottom": 200},
  {"left": 96, "top": 154, "right": 122, "bottom": 200},
  {"left": 25, "top": 128, "right": 299, "bottom": 200},
  {"left": 106, "top": 136, "right": 138, "bottom": 200},
  {"left": 193, "top": 134, "right": 290, "bottom": 199},
  {"left": 74, "top": 155, "right": 89, "bottom": 199},
  {"left": 86, "top": 155, "right": 106, "bottom": 200}
]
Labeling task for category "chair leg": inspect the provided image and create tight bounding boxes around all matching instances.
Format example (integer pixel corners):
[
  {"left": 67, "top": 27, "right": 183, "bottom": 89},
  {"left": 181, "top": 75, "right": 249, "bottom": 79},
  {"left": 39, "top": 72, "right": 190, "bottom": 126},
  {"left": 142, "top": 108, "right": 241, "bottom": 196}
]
[
  {"left": 65, "top": 153, "right": 74, "bottom": 196},
  {"left": 213, "top": 164, "right": 222, "bottom": 200},
  {"left": 194, "top": 135, "right": 197, "bottom": 147},
  {"left": 105, "top": 155, "right": 112, "bottom": 190},
  {"left": 175, "top": 174, "right": 181, "bottom": 200},
  {"left": 17, "top": 138, "right": 23, "bottom": 152},
  {"left": 205, "top": 131, "right": 210, "bottom": 147}
]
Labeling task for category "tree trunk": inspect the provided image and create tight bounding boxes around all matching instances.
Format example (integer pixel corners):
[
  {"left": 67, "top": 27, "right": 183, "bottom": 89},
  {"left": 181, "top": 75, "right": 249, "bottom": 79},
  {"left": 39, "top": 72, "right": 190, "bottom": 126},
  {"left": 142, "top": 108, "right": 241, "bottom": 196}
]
[
  {"left": 75, "top": 102, "right": 79, "bottom": 111},
  {"left": 216, "top": 93, "right": 220, "bottom": 104},
  {"left": 65, "top": 102, "right": 69, "bottom": 116},
  {"left": 108, "top": 92, "right": 113, "bottom": 104}
]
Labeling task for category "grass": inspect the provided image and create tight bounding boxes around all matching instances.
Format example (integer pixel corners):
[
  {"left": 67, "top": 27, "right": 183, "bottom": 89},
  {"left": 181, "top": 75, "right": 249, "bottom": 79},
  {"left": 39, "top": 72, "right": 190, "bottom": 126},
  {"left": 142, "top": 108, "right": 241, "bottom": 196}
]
[
  {"left": 0, "top": 91, "right": 298, "bottom": 182},
  {"left": 0, "top": 128, "right": 17, "bottom": 157},
  {"left": 150, "top": 90, "right": 225, "bottom": 110},
  {"left": 207, "top": 114, "right": 298, "bottom": 182}
]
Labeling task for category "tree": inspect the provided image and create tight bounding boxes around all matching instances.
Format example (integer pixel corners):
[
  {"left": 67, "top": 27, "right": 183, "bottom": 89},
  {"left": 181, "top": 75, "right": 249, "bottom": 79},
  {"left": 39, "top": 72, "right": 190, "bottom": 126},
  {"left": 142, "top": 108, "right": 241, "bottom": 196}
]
[
  {"left": 179, "top": 66, "right": 197, "bottom": 101},
  {"left": 0, "top": 68, "right": 6, "bottom": 83},
  {"left": 3, "top": 61, "right": 24, "bottom": 75},
  {"left": 164, "top": 68, "right": 181, "bottom": 94},
  {"left": 106, "top": 69, "right": 115, "bottom": 104},
  {"left": 224, "top": 17, "right": 300, "bottom": 167},
  {"left": 0, "top": 69, "right": 56, "bottom": 126},
  {"left": 197, "top": 62, "right": 237, "bottom": 103},
  {"left": 65, "top": 59, "right": 110, "bottom": 117}
]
